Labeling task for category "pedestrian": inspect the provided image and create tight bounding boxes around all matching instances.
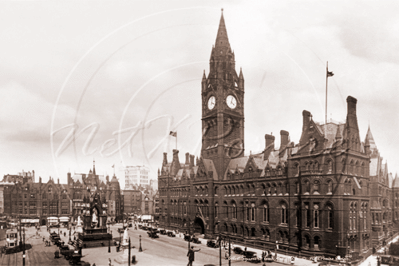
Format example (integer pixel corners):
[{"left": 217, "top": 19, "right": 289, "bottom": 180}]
[
  {"left": 187, "top": 246, "right": 200, "bottom": 266},
  {"left": 108, "top": 258, "right": 112, "bottom": 266}
]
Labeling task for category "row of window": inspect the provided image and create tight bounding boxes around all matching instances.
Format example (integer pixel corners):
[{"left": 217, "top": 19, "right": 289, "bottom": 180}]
[
  {"left": 349, "top": 202, "right": 367, "bottom": 231},
  {"left": 163, "top": 201, "right": 334, "bottom": 230},
  {"left": 165, "top": 177, "right": 370, "bottom": 198},
  {"left": 214, "top": 202, "right": 334, "bottom": 229}
]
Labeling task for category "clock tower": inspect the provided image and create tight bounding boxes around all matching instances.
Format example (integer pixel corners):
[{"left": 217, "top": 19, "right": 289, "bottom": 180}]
[{"left": 201, "top": 11, "right": 245, "bottom": 178}]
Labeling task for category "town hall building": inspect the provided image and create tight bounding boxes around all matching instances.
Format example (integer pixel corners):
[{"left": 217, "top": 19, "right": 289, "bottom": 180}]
[{"left": 158, "top": 12, "right": 398, "bottom": 259}]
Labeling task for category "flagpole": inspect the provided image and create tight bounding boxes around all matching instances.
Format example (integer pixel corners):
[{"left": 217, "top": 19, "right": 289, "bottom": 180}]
[{"left": 325, "top": 61, "right": 328, "bottom": 125}]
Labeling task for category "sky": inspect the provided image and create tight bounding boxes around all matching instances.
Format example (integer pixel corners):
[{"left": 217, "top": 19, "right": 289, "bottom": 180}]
[{"left": 0, "top": 1, "right": 398, "bottom": 187}]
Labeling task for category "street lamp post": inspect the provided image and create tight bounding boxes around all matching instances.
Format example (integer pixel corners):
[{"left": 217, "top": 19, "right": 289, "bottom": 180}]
[
  {"left": 188, "top": 221, "right": 191, "bottom": 251},
  {"left": 219, "top": 232, "right": 222, "bottom": 266},
  {"left": 108, "top": 223, "right": 111, "bottom": 253},
  {"left": 128, "top": 237, "right": 131, "bottom": 266},
  {"left": 22, "top": 227, "right": 25, "bottom": 266},
  {"left": 139, "top": 235, "right": 142, "bottom": 252}
]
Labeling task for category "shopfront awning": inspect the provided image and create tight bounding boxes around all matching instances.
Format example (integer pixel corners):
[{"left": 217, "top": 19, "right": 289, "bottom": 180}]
[
  {"left": 21, "top": 219, "right": 39, "bottom": 223},
  {"left": 47, "top": 217, "right": 59, "bottom": 222},
  {"left": 141, "top": 215, "right": 152, "bottom": 221},
  {"left": 59, "top": 217, "right": 69, "bottom": 222}
]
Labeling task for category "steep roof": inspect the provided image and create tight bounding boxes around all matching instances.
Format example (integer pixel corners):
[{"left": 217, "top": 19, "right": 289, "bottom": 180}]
[
  {"left": 365, "top": 126, "right": 377, "bottom": 151},
  {"left": 370, "top": 199, "right": 382, "bottom": 209},
  {"left": 202, "top": 159, "right": 218, "bottom": 180},
  {"left": 388, "top": 172, "right": 394, "bottom": 188},
  {"left": 393, "top": 174, "right": 399, "bottom": 188},
  {"left": 110, "top": 175, "right": 119, "bottom": 183},
  {"left": 315, "top": 122, "right": 345, "bottom": 149},
  {"left": 72, "top": 174, "right": 83, "bottom": 183},
  {"left": 369, "top": 157, "right": 380, "bottom": 176},
  {"left": 224, "top": 157, "right": 249, "bottom": 178}
]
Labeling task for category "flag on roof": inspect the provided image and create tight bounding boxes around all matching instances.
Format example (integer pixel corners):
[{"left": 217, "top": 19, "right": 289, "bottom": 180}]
[{"left": 169, "top": 131, "right": 177, "bottom": 137}]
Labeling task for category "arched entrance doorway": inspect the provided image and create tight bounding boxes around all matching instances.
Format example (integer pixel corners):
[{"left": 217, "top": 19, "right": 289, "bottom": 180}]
[
  {"left": 193, "top": 217, "right": 205, "bottom": 234},
  {"left": 41, "top": 219, "right": 46, "bottom": 226}
]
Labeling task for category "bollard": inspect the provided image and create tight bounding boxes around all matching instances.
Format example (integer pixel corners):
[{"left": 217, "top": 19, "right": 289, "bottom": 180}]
[{"left": 132, "top": 255, "right": 136, "bottom": 264}]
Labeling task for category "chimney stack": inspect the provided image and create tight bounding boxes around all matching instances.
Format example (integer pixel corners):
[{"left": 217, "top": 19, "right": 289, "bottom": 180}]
[
  {"left": 347, "top": 96, "right": 357, "bottom": 117},
  {"left": 189, "top": 155, "right": 195, "bottom": 169},
  {"left": 302, "top": 110, "right": 311, "bottom": 131},
  {"left": 264, "top": 134, "right": 275, "bottom": 159},
  {"left": 162, "top": 152, "right": 168, "bottom": 165},
  {"left": 171, "top": 149, "right": 181, "bottom": 176},
  {"left": 280, "top": 130, "right": 289, "bottom": 151},
  {"left": 265, "top": 134, "right": 275, "bottom": 149},
  {"left": 185, "top": 152, "right": 190, "bottom": 165}
]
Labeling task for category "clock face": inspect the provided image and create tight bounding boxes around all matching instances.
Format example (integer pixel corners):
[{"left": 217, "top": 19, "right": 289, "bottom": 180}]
[
  {"left": 208, "top": 96, "right": 216, "bottom": 110},
  {"left": 226, "top": 95, "right": 237, "bottom": 109}
]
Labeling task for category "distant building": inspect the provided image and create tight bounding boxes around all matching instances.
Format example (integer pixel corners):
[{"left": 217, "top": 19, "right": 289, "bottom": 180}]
[
  {"left": 123, "top": 166, "right": 149, "bottom": 189},
  {"left": 67, "top": 163, "right": 123, "bottom": 223},
  {"left": 150, "top": 179, "right": 158, "bottom": 191},
  {"left": 0, "top": 181, "right": 14, "bottom": 214},
  {"left": 3, "top": 170, "right": 35, "bottom": 184},
  {"left": 154, "top": 190, "right": 159, "bottom": 222},
  {"left": 122, "top": 188, "right": 142, "bottom": 215},
  {"left": 141, "top": 190, "right": 157, "bottom": 216},
  {"left": 2, "top": 163, "right": 123, "bottom": 224},
  {"left": 122, "top": 184, "right": 158, "bottom": 220}
]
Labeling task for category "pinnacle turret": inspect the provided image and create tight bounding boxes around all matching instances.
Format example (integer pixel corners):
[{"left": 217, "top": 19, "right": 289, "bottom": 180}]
[
  {"left": 365, "top": 125, "right": 377, "bottom": 151},
  {"left": 239, "top": 67, "right": 244, "bottom": 80}
]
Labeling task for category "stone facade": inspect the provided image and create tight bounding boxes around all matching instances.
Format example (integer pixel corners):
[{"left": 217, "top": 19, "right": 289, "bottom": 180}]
[
  {"left": 157, "top": 12, "right": 398, "bottom": 258},
  {"left": 123, "top": 189, "right": 142, "bottom": 215},
  {"left": 2, "top": 164, "right": 123, "bottom": 224}
]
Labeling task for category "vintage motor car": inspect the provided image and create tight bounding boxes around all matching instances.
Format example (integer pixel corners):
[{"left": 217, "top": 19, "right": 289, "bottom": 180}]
[
  {"left": 159, "top": 229, "right": 167, "bottom": 235},
  {"left": 243, "top": 251, "right": 261, "bottom": 263},
  {"left": 233, "top": 246, "right": 244, "bottom": 254},
  {"left": 60, "top": 248, "right": 75, "bottom": 260},
  {"left": 167, "top": 231, "right": 176, "bottom": 237},
  {"left": 184, "top": 234, "right": 191, "bottom": 241},
  {"left": 147, "top": 231, "right": 159, "bottom": 238},
  {"left": 191, "top": 236, "right": 201, "bottom": 244},
  {"left": 206, "top": 240, "right": 219, "bottom": 248},
  {"left": 148, "top": 227, "right": 159, "bottom": 233}
]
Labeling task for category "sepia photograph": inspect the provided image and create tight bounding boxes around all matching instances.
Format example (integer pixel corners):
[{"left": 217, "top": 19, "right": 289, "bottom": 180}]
[{"left": 0, "top": 1, "right": 398, "bottom": 265}]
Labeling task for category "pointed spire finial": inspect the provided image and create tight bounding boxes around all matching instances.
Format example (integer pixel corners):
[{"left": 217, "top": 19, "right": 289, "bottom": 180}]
[
  {"left": 93, "top": 158, "right": 96, "bottom": 176},
  {"left": 215, "top": 9, "right": 230, "bottom": 49}
]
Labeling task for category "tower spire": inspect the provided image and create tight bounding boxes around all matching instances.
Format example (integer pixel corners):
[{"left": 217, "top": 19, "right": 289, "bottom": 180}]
[
  {"left": 215, "top": 9, "right": 230, "bottom": 49},
  {"left": 93, "top": 159, "right": 96, "bottom": 176}
]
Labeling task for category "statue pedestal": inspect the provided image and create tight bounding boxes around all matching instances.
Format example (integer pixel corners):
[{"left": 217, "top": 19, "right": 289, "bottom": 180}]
[
  {"left": 114, "top": 244, "right": 130, "bottom": 264},
  {"left": 76, "top": 225, "right": 83, "bottom": 234}
]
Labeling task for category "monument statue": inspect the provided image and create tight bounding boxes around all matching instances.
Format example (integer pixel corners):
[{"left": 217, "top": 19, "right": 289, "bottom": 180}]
[{"left": 92, "top": 208, "right": 98, "bottom": 227}]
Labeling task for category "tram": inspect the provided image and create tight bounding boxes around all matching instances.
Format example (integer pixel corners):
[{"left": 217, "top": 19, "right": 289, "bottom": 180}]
[{"left": 5, "top": 228, "right": 18, "bottom": 250}]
